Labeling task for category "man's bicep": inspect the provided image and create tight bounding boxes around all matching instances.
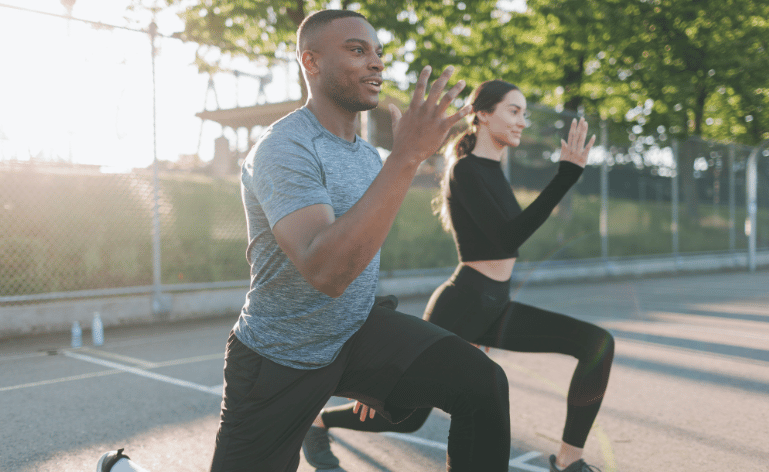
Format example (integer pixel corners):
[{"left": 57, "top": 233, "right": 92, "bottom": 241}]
[{"left": 272, "top": 203, "right": 336, "bottom": 271}]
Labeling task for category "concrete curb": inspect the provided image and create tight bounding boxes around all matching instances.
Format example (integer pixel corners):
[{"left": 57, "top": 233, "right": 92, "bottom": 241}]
[
  {"left": 377, "top": 251, "right": 769, "bottom": 297},
  {"left": 2, "top": 251, "right": 768, "bottom": 338}
]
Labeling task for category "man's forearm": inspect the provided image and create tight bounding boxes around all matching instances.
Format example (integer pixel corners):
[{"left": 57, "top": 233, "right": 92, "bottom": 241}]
[{"left": 303, "top": 155, "right": 421, "bottom": 297}]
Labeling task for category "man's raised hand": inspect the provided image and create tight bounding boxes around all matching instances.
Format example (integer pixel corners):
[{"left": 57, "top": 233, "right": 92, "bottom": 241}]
[{"left": 388, "top": 65, "right": 471, "bottom": 166}]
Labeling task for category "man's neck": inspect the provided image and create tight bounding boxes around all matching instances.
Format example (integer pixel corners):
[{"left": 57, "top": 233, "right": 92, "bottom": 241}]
[{"left": 305, "top": 96, "right": 359, "bottom": 143}]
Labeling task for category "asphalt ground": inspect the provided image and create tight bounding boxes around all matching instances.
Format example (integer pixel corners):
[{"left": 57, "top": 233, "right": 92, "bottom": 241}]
[{"left": 1, "top": 269, "right": 768, "bottom": 472}]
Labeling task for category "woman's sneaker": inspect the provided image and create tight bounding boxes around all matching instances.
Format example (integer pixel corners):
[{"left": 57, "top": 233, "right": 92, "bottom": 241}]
[
  {"left": 549, "top": 454, "right": 602, "bottom": 472},
  {"left": 302, "top": 426, "right": 340, "bottom": 469}
]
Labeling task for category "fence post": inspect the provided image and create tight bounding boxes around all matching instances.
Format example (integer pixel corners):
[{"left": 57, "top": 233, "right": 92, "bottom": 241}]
[
  {"left": 745, "top": 147, "right": 758, "bottom": 272},
  {"left": 149, "top": 21, "right": 167, "bottom": 318},
  {"left": 728, "top": 144, "right": 736, "bottom": 253},
  {"left": 671, "top": 139, "right": 680, "bottom": 259},
  {"left": 599, "top": 120, "right": 609, "bottom": 261}
]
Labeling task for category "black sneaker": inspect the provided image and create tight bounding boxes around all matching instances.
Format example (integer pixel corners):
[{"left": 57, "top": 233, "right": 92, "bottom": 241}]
[
  {"left": 549, "top": 454, "right": 602, "bottom": 472},
  {"left": 302, "top": 426, "right": 341, "bottom": 469}
]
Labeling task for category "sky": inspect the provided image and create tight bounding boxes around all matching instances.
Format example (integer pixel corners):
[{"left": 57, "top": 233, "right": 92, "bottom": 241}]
[
  {"left": 0, "top": 0, "right": 298, "bottom": 172},
  {"left": 0, "top": 0, "right": 528, "bottom": 172}
]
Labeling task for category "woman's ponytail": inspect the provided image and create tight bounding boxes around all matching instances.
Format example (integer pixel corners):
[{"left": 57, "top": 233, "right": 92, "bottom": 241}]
[{"left": 433, "top": 123, "right": 476, "bottom": 232}]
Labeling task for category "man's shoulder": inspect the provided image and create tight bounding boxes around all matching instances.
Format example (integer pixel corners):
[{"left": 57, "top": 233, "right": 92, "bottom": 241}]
[{"left": 251, "top": 108, "right": 321, "bottom": 160}]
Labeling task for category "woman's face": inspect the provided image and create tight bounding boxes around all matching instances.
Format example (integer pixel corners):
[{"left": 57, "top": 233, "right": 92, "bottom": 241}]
[{"left": 478, "top": 89, "right": 528, "bottom": 148}]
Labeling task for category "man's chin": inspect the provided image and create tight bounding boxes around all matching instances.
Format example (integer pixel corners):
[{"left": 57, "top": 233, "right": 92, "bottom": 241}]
[
  {"left": 361, "top": 101, "right": 379, "bottom": 111},
  {"left": 355, "top": 96, "right": 379, "bottom": 112}
]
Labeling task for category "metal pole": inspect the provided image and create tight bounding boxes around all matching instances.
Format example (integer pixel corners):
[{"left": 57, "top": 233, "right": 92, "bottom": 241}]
[
  {"left": 600, "top": 120, "right": 609, "bottom": 260},
  {"left": 728, "top": 144, "right": 736, "bottom": 252},
  {"left": 671, "top": 139, "right": 680, "bottom": 257},
  {"left": 149, "top": 21, "right": 165, "bottom": 317},
  {"left": 746, "top": 148, "right": 758, "bottom": 272}
]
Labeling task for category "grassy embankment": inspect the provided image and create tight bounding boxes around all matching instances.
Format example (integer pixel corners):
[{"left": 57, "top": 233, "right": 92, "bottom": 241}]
[{"left": 1, "top": 170, "right": 760, "bottom": 296}]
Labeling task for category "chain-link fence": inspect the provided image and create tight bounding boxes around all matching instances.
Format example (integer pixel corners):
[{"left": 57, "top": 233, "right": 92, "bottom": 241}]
[
  {"left": 502, "top": 106, "right": 769, "bottom": 262},
  {"left": 1, "top": 4, "right": 767, "bottom": 308},
  {"left": 0, "top": 160, "right": 248, "bottom": 300},
  {"left": 379, "top": 105, "right": 769, "bottom": 272},
  {"left": 0, "top": 6, "right": 251, "bottom": 307}
]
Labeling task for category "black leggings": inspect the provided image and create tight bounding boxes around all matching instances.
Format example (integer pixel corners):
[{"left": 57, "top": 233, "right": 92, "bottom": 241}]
[{"left": 322, "top": 264, "right": 614, "bottom": 448}]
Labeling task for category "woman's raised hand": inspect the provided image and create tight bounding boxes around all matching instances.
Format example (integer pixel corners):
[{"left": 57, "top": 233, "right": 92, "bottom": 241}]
[{"left": 559, "top": 117, "right": 596, "bottom": 168}]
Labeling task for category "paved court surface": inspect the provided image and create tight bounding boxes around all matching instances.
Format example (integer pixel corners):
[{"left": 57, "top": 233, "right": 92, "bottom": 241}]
[{"left": 1, "top": 269, "right": 768, "bottom": 471}]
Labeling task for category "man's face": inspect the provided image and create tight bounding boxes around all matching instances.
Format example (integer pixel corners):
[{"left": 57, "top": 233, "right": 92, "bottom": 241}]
[{"left": 313, "top": 17, "right": 384, "bottom": 112}]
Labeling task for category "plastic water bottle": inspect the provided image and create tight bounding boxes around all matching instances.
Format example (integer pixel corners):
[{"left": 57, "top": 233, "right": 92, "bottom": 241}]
[
  {"left": 71, "top": 321, "right": 82, "bottom": 348},
  {"left": 92, "top": 312, "right": 104, "bottom": 347}
]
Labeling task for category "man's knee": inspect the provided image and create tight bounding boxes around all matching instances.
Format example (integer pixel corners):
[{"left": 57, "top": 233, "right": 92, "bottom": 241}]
[
  {"left": 457, "top": 344, "right": 508, "bottom": 408},
  {"left": 482, "top": 358, "right": 509, "bottom": 407}
]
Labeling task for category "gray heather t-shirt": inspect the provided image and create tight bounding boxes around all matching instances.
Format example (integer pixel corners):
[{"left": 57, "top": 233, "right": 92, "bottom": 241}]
[{"left": 234, "top": 107, "right": 383, "bottom": 370}]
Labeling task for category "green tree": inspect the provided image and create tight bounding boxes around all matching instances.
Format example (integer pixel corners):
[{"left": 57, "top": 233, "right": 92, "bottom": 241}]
[
  {"left": 596, "top": 0, "right": 769, "bottom": 217},
  {"left": 159, "top": 0, "right": 527, "bottom": 102}
]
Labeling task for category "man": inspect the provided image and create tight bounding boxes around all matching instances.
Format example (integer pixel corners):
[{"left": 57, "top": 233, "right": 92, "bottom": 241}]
[{"left": 210, "top": 9, "right": 511, "bottom": 471}]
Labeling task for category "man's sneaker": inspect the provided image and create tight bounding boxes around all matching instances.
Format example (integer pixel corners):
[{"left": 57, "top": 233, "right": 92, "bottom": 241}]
[
  {"left": 96, "top": 448, "right": 150, "bottom": 472},
  {"left": 549, "top": 454, "right": 602, "bottom": 472},
  {"left": 302, "top": 426, "right": 340, "bottom": 469}
]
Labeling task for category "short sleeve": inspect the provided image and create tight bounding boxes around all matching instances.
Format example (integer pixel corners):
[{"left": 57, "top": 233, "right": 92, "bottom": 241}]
[{"left": 243, "top": 133, "right": 333, "bottom": 229}]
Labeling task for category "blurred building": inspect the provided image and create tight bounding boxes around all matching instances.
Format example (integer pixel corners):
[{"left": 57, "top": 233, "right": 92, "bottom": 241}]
[{"left": 196, "top": 97, "right": 406, "bottom": 177}]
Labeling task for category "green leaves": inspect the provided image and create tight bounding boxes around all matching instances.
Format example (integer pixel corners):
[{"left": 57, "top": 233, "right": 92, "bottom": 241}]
[{"left": 160, "top": 0, "right": 767, "bottom": 145}]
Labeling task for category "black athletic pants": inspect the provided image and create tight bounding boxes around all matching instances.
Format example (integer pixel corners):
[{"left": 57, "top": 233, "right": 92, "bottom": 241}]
[
  {"left": 322, "top": 264, "right": 614, "bottom": 448},
  {"left": 210, "top": 301, "right": 511, "bottom": 472}
]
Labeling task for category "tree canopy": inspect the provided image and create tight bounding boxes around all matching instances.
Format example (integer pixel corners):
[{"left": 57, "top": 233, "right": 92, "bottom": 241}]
[{"left": 160, "top": 0, "right": 768, "bottom": 146}]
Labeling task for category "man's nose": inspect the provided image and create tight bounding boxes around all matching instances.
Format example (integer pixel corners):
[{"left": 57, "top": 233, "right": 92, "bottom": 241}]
[{"left": 370, "top": 54, "right": 384, "bottom": 71}]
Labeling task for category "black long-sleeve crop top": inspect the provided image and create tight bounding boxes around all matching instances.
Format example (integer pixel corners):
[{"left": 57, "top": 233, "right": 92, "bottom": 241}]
[{"left": 447, "top": 153, "right": 583, "bottom": 261}]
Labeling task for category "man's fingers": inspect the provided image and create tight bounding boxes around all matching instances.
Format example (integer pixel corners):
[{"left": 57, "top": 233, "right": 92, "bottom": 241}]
[
  {"left": 389, "top": 103, "right": 402, "bottom": 133},
  {"left": 446, "top": 104, "right": 473, "bottom": 127},
  {"left": 437, "top": 79, "right": 466, "bottom": 114},
  {"left": 426, "top": 66, "right": 454, "bottom": 106},
  {"left": 369, "top": 407, "right": 376, "bottom": 419},
  {"left": 411, "top": 66, "right": 432, "bottom": 108}
]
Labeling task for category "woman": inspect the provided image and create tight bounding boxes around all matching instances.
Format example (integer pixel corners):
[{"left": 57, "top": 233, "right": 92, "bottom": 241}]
[{"left": 303, "top": 80, "right": 614, "bottom": 472}]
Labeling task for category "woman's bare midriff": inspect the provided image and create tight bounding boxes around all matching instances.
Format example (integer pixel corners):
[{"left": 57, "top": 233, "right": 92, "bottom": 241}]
[{"left": 463, "top": 258, "right": 516, "bottom": 282}]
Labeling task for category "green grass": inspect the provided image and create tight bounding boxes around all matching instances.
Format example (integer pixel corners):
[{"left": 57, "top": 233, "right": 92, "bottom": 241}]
[
  {"left": 1, "top": 169, "right": 765, "bottom": 296},
  {"left": 381, "top": 185, "right": 762, "bottom": 271}
]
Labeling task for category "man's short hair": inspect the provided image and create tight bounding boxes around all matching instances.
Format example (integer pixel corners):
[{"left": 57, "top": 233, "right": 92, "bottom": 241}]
[{"left": 296, "top": 9, "right": 368, "bottom": 59}]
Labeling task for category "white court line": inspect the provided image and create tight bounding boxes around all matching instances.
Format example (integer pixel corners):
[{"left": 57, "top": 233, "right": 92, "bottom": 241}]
[
  {"left": 64, "top": 352, "right": 550, "bottom": 470},
  {"left": 0, "top": 368, "right": 122, "bottom": 392},
  {"left": 382, "top": 433, "right": 548, "bottom": 471},
  {"left": 79, "top": 347, "right": 159, "bottom": 368},
  {"left": 64, "top": 351, "right": 221, "bottom": 396},
  {"left": 0, "top": 351, "right": 50, "bottom": 363}
]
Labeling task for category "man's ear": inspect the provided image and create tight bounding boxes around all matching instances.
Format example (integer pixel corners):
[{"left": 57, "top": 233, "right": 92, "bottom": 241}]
[{"left": 301, "top": 50, "right": 320, "bottom": 76}]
